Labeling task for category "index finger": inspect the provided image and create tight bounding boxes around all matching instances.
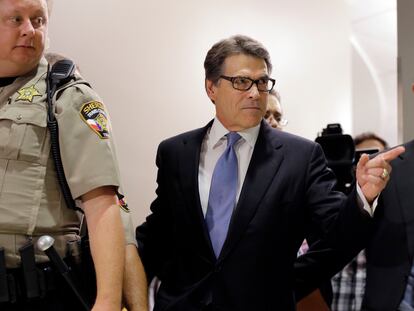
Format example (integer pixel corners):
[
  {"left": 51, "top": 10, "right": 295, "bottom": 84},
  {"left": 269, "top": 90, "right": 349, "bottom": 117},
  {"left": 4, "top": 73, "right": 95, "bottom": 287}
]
[{"left": 369, "top": 145, "right": 405, "bottom": 163}]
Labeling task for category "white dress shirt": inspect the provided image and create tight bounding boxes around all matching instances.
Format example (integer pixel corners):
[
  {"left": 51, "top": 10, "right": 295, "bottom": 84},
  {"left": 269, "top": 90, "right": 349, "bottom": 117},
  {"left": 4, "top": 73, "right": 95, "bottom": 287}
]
[{"left": 198, "top": 118, "right": 260, "bottom": 216}]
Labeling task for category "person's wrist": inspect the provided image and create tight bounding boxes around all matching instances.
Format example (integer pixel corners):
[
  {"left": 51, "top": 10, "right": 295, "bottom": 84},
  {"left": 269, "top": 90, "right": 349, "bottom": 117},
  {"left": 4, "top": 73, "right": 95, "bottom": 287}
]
[{"left": 93, "top": 295, "right": 122, "bottom": 311}]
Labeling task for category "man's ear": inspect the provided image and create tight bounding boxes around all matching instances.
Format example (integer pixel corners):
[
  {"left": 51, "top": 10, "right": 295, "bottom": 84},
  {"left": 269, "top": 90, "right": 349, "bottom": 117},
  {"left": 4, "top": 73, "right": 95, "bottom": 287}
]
[{"left": 205, "top": 79, "right": 217, "bottom": 103}]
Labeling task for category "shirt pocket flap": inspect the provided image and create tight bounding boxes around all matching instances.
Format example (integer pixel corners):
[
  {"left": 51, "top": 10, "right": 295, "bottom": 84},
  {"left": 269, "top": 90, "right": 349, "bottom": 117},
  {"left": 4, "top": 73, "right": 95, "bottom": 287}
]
[{"left": 0, "top": 105, "right": 47, "bottom": 127}]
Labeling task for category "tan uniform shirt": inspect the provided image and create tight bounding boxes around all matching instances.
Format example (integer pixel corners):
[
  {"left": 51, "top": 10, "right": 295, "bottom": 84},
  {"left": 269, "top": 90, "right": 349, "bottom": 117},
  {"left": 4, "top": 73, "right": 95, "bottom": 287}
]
[{"left": 0, "top": 58, "right": 135, "bottom": 268}]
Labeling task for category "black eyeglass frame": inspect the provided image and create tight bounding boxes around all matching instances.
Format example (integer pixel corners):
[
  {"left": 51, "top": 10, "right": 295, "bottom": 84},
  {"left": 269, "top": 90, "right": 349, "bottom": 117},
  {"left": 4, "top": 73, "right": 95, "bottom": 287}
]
[{"left": 220, "top": 75, "right": 276, "bottom": 92}]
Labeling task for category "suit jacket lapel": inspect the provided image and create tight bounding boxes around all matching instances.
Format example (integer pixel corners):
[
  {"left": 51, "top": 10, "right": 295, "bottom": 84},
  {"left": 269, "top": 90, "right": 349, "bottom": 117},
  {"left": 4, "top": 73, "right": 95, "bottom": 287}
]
[
  {"left": 219, "top": 121, "right": 284, "bottom": 261},
  {"left": 178, "top": 120, "right": 216, "bottom": 260}
]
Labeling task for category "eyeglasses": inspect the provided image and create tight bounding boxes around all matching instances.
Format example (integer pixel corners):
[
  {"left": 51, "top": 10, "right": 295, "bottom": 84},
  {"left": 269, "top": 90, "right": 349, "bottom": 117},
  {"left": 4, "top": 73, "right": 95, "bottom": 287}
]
[
  {"left": 220, "top": 75, "right": 275, "bottom": 92},
  {"left": 278, "top": 118, "right": 288, "bottom": 127},
  {"left": 264, "top": 111, "right": 288, "bottom": 128}
]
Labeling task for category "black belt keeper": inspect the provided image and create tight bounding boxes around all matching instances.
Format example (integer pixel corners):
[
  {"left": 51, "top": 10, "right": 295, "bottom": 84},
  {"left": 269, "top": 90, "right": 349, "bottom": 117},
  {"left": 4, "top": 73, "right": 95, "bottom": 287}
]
[
  {"left": 7, "top": 273, "right": 17, "bottom": 303},
  {"left": 18, "top": 242, "right": 40, "bottom": 299},
  {"left": 42, "top": 266, "right": 56, "bottom": 292},
  {"left": 0, "top": 247, "right": 9, "bottom": 302}
]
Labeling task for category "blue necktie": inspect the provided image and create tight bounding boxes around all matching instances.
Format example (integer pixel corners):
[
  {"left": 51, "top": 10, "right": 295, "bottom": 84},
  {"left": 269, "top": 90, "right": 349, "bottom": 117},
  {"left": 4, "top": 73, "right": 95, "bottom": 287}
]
[
  {"left": 401, "top": 263, "right": 414, "bottom": 308},
  {"left": 206, "top": 132, "right": 241, "bottom": 257}
]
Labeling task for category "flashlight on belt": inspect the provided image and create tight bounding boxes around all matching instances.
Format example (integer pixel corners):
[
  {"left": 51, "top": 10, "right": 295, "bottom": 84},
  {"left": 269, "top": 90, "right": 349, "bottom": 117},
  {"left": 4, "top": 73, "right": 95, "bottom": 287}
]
[{"left": 37, "top": 235, "right": 91, "bottom": 311}]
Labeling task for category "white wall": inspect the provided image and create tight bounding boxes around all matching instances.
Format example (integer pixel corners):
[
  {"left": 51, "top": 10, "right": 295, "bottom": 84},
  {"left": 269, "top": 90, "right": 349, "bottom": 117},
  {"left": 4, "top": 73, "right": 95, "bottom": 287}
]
[
  {"left": 397, "top": 0, "right": 414, "bottom": 142},
  {"left": 348, "top": 0, "right": 398, "bottom": 146},
  {"left": 48, "top": 0, "right": 351, "bottom": 226}
]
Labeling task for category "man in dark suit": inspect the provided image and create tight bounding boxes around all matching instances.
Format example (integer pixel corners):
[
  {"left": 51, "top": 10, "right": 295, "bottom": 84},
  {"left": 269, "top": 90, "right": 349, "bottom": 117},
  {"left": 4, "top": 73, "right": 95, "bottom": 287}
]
[
  {"left": 297, "top": 141, "right": 414, "bottom": 311},
  {"left": 361, "top": 140, "right": 414, "bottom": 310},
  {"left": 136, "top": 35, "right": 403, "bottom": 311}
]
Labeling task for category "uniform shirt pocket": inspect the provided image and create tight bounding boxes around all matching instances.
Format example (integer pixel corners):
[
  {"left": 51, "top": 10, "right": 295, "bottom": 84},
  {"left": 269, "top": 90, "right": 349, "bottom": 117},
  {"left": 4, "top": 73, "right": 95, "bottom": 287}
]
[{"left": 0, "top": 105, "right": 48, "bottom": 163}]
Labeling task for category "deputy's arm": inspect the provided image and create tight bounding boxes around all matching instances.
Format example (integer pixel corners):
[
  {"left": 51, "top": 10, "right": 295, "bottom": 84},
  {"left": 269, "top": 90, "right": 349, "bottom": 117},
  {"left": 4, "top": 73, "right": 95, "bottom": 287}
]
[
  {"left": 123, "top": 244, "right": 148, "bottom": 311},
  {"left": 82, "top": 186, "right": 125, "bottom": 311}
]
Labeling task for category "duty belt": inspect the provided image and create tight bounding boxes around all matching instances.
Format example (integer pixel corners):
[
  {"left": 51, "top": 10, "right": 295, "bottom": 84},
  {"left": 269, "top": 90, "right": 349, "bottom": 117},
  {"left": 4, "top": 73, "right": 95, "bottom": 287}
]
[
  {"left": 0, "top": 238, "right": 94, "bottom": 306},
  {"left": 0, "top": 246, "right": 62, "bottom": 303}
]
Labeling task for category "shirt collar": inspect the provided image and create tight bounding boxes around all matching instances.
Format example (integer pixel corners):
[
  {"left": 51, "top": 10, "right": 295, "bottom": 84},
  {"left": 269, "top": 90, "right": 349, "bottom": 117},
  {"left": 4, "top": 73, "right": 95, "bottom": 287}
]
[{"left": 208, "top": 117, "right": 261, "bottom": 149}]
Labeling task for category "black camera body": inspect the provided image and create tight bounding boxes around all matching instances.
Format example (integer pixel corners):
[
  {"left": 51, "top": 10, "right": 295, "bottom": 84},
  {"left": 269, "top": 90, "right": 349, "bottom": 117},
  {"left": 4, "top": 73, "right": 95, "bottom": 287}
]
[{"left": 315, "top": 124, "right": 355, "bottom": 193}]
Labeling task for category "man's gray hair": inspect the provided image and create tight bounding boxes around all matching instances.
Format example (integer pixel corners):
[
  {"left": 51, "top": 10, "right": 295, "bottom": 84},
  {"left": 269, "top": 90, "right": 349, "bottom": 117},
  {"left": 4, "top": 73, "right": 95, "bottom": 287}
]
[
  {"left": 204, "top": 35, "right": 272, "bottom": 84},
  {"left": 269, "top": 89, "right": 281, "bottom": 103}
]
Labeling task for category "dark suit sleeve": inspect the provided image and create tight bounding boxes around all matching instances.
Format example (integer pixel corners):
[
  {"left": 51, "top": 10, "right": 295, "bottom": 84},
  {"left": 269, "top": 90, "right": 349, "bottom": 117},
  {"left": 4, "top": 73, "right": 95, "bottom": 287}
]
[
  {"left": 136, "top": 142, "right": 173, "bottom": 282},
  {"left": 294, "top": 143, "right": 372, "bottom": 300}
]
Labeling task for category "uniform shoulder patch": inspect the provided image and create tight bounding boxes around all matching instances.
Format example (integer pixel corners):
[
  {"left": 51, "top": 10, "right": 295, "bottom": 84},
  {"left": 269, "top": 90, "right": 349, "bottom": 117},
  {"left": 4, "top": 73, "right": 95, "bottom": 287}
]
[{"left": 79, "top": 101, "right": 110, "bottom": 139}]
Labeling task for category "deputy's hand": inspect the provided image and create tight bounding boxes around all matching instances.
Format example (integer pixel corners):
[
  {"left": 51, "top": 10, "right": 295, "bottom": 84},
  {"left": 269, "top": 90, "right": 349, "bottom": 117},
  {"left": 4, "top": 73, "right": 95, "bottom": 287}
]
[{"left": 356, "top": 146, "right": 405, "bottom": 203}]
